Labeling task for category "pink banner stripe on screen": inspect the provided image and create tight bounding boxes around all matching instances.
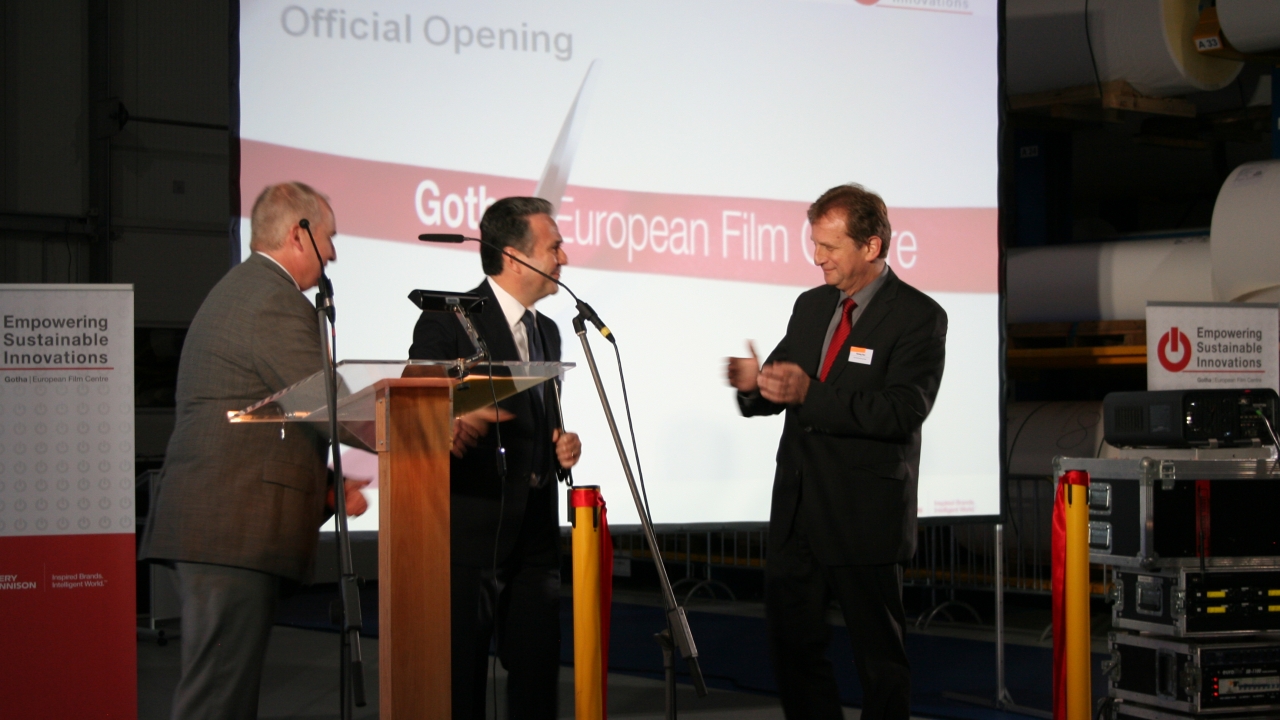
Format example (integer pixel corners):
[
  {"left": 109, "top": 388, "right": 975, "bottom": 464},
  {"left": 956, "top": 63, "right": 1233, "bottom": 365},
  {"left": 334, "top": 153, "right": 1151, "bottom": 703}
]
[{"left": 242, "top": 140, "right": 997, "bottom": 293}]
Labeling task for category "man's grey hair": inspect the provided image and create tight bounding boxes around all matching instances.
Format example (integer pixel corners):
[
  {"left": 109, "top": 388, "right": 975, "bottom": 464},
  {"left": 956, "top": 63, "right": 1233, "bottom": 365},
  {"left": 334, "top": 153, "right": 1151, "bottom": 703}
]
[{"left": 249, "top": 182, "right": 330, "bottom": 252}]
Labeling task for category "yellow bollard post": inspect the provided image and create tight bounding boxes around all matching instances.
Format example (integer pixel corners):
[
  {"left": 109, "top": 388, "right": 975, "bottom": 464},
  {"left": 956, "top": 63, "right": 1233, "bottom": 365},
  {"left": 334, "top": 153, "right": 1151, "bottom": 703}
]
[
  {"left": 570, "top": 486, "right": 610, "bottom": 720},
  {"left": 1053, "top": 469, "right": 1092, "bottom": 720},
  {"left": 1064, "top": 476, "right": 1091, "bottom": 720}
]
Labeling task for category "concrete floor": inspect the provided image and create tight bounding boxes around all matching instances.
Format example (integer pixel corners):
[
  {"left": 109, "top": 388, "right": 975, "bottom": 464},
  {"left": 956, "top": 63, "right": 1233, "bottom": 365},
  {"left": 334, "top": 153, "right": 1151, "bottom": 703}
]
[
  {"left": 138, "top": 624, "right": 891, "bottom": 719},
  {"left": 136, "top": 583, "right": 1068, "bottom": 719}
]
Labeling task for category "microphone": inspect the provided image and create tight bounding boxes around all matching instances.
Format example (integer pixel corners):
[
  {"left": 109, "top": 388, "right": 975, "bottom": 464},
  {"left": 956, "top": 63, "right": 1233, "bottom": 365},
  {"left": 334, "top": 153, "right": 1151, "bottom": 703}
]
[
  {"left": 418, "top": 232, "right": 615, "bottom": 343},
  {"left": 299, "top": 218, "right": 335, "bottom": 322}
]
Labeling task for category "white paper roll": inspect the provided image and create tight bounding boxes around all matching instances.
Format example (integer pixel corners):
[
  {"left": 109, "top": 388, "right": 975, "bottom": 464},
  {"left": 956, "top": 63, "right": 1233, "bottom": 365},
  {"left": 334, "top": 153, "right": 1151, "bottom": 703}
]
[
  {"left": 1217, "top": 0, "right": 1280, "bottom": 54},
  {"left": 1211, "top": 160, "right": 1280, "bottom": 303},
  {"left": 1008, "top": 237, "right": 1213, "bottom": 322},
  {"left": 1006, "top": 0, "right": 1242, "bottom": 97}
]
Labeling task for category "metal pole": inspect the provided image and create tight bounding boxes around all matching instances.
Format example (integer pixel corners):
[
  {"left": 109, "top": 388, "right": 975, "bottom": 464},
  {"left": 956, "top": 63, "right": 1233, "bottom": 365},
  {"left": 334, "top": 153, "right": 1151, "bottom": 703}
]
[
  {"left": 574, "top": 319, "right": 707, "bottom": 699},
  {"left": 314, "top": 292, "right": 366, "bottom": 717},
  {"left": 941, "top": 523, "right": 1051, "bottom": 719},
  {"left": 995, "top": 523, "right": 1008, "bottom": 703}
]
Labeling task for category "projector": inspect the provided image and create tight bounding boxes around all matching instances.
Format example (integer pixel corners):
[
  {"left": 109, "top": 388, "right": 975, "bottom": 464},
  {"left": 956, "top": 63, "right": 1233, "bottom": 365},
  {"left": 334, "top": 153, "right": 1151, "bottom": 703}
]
[{"left": 1102, "top": 389, "right": 1279, "bottom": 448}]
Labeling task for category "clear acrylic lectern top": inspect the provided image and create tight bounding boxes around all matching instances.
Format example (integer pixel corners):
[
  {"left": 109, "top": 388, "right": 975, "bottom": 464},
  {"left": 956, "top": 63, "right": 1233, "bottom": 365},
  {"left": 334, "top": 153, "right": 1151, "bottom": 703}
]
[{"left": 227, "top": 359, "right": 573, "bottom": 451}]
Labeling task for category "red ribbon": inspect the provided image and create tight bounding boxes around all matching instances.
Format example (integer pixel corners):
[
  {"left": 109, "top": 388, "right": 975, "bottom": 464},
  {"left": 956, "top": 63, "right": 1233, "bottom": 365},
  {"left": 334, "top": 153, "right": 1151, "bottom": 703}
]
[
  {"left": 1195, "top": 480, "right": 1212, "bottom": 561},
  {"left": 570, "top": 487, "right": 614, "bottom": 716},
  {"left": 1052, "top": 470, "right": 1089, "bottom": 720}
]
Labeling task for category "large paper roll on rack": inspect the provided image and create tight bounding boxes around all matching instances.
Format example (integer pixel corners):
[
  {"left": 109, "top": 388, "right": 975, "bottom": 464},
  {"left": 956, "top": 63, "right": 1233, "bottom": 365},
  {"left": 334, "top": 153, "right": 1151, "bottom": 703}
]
[
  {"left": 1006, "top": 0, "right": 1242, "bottom": 97},
  {"left": 1007, "top": 237, "right": 1213, "bottom": 322},
  {"left": 1217, "top": 0, "right": 1280, "bottom": 54},
  {"left": 1211, "top": 160, "right": 1280, "bottom": 303}
]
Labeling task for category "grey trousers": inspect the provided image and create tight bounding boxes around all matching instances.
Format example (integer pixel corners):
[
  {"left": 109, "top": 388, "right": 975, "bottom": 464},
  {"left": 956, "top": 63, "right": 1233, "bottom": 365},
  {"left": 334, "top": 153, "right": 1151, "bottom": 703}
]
[{"left": 171, "top": 562, "right": 280, "bottom": 720}]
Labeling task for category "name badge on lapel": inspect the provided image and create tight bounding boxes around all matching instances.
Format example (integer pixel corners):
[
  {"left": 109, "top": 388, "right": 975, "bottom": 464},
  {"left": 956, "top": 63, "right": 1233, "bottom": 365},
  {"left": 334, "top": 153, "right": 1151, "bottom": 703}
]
[{"left": 848, "top": 346, "right": 873, "bottom": 365}]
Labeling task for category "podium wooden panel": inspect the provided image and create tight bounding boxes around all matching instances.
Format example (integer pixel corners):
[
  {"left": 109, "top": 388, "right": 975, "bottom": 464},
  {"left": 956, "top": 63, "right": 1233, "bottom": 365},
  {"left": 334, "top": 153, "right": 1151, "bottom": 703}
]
[
  {"left": 230, "top": 360, "right": 567, "bottom": 718},
  {"left": 374, "top": 379, "right": 454, "bottom": 719}
]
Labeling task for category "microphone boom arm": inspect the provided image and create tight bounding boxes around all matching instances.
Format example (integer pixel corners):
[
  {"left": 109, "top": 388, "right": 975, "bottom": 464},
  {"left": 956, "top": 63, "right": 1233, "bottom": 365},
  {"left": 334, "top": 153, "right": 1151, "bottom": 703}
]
[{"left": 418, "top": 233, "right": 614, "bottom": 344}]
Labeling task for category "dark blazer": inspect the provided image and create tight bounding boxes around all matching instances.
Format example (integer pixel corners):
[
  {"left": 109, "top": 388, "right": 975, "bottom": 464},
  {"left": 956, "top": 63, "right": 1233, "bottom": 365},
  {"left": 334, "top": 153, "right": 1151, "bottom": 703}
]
[
  {"left": 140, "top": 253, "right": 330, "bottom": 582},
  {"left": 408, "top": 279, "right": 562, "bottom": 567},
  {"left": 739, "top": 266, "right": 947, "bottom": 565}
]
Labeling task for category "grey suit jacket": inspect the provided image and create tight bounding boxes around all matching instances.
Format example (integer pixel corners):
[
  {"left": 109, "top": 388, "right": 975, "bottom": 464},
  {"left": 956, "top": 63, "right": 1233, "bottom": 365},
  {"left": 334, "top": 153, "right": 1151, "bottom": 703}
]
[{"left": 139, "top": 253, "right": 330, "bottom": 582}]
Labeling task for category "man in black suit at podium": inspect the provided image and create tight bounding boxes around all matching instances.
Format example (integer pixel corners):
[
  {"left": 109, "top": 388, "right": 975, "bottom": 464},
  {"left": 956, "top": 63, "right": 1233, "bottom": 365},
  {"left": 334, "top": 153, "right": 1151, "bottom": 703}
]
[
  {"left": 728, "top": 184, "right": 948, "bottom": 720},
  {"left": 409, "top": 196, "right": 582, "bottom": 720}
]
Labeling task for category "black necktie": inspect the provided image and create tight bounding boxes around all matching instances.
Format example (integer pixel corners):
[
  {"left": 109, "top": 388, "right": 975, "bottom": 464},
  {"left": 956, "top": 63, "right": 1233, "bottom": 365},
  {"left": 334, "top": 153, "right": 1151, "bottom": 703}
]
[
  {"left": 520, "top": 310, "right": 545, "bottom": 363},
  {"left": 520, "top": 310, "right": 549, "bottom": 486},
  {"left": 520, "top": 310, "right": 546, "bottom": 406}
]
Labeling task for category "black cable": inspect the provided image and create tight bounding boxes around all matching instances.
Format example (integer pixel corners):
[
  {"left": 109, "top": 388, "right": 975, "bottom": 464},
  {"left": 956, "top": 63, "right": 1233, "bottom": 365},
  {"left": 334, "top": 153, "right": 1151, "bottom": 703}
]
[
  {"left": 476, "top": 335, "right": 506, "bottom": 720},
  {"left": 1256, "top": 408, "right": 1280, "bottom": 476},
  {"left": 605, "top": 338, "right": 687, "bottom": 715},
  {"left": 1083, "top": 0, "right": 1104, "bottom": 102},
  {"left": 1003, "top": 401, "right": 1053, "bottom": 541},
  {"left": 1094, "top": 695, "right": 1115, "bottom": 720},
  {"left": 613, "top": 341, "right": 655, "bottom": 523}
]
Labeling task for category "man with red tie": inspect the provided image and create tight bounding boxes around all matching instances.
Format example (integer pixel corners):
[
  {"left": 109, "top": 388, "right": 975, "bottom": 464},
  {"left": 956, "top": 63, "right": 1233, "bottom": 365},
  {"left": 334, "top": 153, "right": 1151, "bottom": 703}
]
[{"left": 726, "top": 183, "right": 948, "bottom": 720}]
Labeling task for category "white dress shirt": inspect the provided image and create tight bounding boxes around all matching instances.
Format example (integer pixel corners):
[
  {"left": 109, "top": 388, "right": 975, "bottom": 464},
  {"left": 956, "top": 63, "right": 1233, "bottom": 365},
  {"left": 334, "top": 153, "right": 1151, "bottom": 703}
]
[
  {"left": 487, "top": 277, "right": 538, "bottom": 362},
  {"left": 254, "top": 251, "right": 301, "bottom": 291}
]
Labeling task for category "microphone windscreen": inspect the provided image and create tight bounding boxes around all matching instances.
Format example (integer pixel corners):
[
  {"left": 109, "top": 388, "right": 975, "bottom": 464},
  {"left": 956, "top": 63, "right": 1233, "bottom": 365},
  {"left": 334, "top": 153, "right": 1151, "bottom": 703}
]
[{"left": 418, "top": 233, "right": 467, "bottom": 243}]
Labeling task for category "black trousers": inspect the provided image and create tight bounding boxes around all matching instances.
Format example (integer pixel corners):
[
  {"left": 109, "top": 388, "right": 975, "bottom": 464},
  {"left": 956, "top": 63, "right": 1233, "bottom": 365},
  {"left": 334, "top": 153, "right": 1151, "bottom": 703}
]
[
  {"left": 765, "top": 530, "right": 910, "bottom": 720},
  {"left": 451, "top": 486, "right": 561, "bottom": 720}
]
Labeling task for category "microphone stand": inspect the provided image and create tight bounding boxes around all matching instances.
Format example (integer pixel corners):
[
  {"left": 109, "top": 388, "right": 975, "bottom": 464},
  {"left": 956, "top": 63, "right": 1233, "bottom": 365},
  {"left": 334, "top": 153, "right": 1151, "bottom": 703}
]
[
  {"left": 418, "top": 234, "right": 708, "bottom": 703},
  {"left": 569, "top": 311, "right": 708, "bottom": 706},
  {"left": 301, "top": 219, "right": 366, "bottom": 718}
]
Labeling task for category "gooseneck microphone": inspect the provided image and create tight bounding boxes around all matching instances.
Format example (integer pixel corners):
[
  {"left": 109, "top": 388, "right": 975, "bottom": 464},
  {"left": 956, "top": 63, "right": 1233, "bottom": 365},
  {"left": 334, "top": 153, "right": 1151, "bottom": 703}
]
[
  {"left": 300, "top": 218, "right": 335, "bottom": 322},
  {"left": 419, "top": 233, "right": 615, "bottom": 344}
]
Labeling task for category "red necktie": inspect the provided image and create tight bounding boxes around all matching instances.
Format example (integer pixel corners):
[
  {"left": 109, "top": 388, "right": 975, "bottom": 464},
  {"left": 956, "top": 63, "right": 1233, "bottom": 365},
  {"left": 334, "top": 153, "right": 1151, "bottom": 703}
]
[{"left": 819, "top": 298, "right": 857, "bottom": 381}]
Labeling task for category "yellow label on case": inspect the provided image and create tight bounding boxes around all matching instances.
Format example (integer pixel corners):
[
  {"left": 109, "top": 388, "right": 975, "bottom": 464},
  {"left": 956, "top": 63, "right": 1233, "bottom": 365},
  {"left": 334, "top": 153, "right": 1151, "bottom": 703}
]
[{"left": 1207, "top": 590, "right": 1227, "bottom": 598}]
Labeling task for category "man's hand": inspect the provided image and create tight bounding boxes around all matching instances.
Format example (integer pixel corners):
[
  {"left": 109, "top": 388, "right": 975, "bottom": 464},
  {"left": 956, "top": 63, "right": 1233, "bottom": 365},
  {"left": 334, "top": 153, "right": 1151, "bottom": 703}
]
[
  {"left": 758, "top": 361, "right": 811, "bottom": 405},
  {"left": 553, "top": 429, "right": 582, "bottom": 469},
  {"left": 452, "top": 406, "right": 516, "bottom": 458},
  {"left": 727, "top": 341, "right": 761, "bottom": 393},
  {"left": 327, "top": 479, "right": 372, "bottom": 517}
]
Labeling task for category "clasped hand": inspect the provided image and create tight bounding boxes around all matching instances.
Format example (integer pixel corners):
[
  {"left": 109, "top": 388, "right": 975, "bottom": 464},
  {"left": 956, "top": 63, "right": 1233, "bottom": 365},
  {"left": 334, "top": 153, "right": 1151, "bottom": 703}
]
[
  {"left": 452, "top": 406, "right": 582, "bottom": 469},
  {"left": 725, "top": 341, "right": 811, "bottom": 405},
  {"left": 326, "top": 478, "right": 371, "bottom": 517}
]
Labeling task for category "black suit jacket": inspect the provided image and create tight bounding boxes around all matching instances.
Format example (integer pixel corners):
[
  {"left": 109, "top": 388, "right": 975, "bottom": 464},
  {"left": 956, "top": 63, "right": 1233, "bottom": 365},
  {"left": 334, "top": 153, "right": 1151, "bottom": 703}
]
[
  {"left": 739, "top": 266, "right": 947, "bottom": 565},
  {"left": 408, "top": 279, "right": 562, "bottom": 567}
]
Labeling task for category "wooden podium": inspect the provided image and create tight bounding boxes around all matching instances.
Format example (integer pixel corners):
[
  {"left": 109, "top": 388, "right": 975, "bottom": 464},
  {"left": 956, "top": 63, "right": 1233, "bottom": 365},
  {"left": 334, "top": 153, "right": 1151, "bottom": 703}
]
[
  {"left": 374, "top": 378, "right": 453, "bottom": 718},
  {"left": 230, "top": 360, "right": 571, "bottom": 719}
]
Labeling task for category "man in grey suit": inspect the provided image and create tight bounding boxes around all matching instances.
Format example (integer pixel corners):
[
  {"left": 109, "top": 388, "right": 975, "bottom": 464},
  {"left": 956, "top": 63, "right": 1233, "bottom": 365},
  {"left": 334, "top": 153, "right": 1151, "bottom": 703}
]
[{"left": 140, "top": 182, "right": 368, "bottom": 720}]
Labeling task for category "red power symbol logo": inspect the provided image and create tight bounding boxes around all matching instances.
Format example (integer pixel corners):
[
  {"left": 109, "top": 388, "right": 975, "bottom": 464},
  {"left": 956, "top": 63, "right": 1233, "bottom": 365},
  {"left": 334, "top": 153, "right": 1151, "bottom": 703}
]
[{"left": 1158, "top": 326, "right": 1192, "bottom": 372}]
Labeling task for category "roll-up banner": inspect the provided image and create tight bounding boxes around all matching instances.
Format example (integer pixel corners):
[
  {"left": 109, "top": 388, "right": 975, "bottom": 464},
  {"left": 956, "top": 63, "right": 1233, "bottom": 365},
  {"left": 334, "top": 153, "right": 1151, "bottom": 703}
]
[{"left": 0, "top": 284, "right": 136, "bottom": 719}]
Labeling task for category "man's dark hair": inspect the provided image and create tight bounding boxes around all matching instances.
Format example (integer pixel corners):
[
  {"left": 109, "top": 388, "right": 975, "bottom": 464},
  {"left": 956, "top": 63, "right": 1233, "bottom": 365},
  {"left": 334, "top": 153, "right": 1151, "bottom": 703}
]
[
  {"left": 480, "top": 196, "right": 555, "bottom": 275},
  {"left": 807, "top": 184, "right": 891, "bottom": 260}
]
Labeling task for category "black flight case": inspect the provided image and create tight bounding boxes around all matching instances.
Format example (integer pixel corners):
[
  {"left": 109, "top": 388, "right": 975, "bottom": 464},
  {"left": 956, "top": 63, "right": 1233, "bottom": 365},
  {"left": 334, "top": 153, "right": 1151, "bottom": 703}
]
[{"left": 1105, "top": 632, "right": 1280, "bottom": 716}]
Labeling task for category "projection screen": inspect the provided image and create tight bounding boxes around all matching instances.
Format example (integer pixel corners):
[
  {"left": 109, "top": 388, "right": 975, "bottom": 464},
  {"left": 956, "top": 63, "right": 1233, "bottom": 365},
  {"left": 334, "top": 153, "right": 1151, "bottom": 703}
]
[{"left": 237, "top": 0, "right": 1001, "bottom": 528}]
